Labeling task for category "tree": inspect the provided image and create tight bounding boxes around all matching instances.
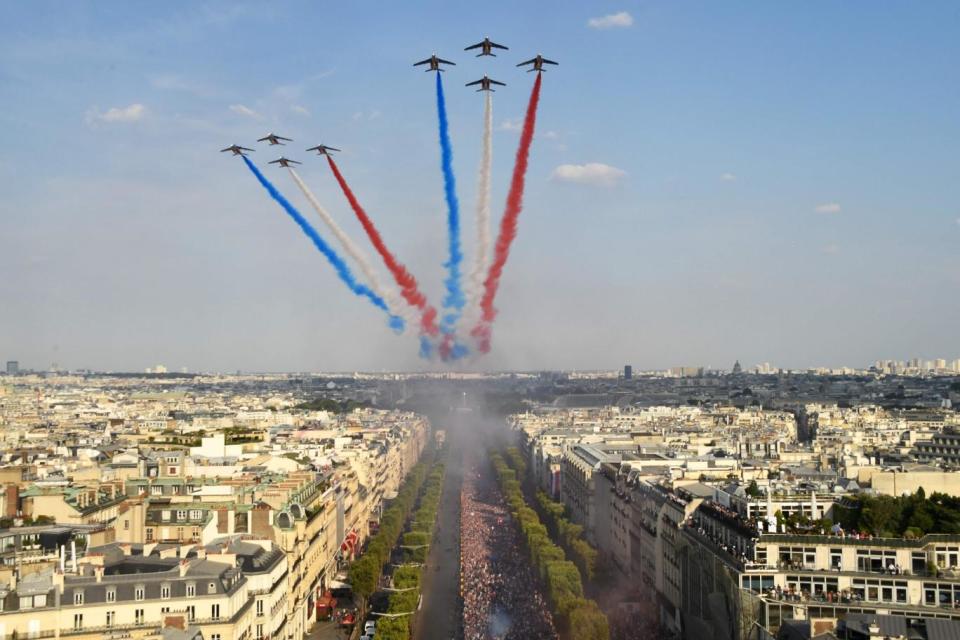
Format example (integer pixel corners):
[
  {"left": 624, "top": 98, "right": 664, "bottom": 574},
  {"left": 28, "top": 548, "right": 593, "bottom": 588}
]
[
  {"left": 348, "top": 557, "right": 378, "bottom": 599},
  {"left": 746, "top": 480, "right": 763, "bottom": 498}
]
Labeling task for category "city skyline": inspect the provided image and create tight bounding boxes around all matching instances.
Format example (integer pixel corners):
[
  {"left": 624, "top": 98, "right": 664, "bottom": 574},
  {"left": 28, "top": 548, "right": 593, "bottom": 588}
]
[{"left": 2, "top": 1, "right": 958, "bottom": 371}]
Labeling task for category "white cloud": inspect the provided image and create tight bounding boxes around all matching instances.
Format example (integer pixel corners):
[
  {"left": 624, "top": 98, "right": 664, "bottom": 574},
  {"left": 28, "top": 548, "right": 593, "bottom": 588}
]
[
  {"left": 587, "top": 11, "right": 634, "bottom": 29},
  {"left": 814, "top": 202, "right": 841, "bottom": 214},
  {"left": 721, "top": 172, "right": 737, "bottom": 182},
  {"left": 229, "top": 104, "right": 261, "bottom": 119},
  {"left": 85, "top": 103, "right": 147, "bottom": 125},
  {"left": 499, "top": 118, "right": 522, "bottom": 132},
  {"left": 351, "top": 109, "right": 380, "bottom": 122},
  {"left": 291, "top": 105, "right": 311, "bottom": 116},
  {"left": 551, "top": 163, "right": 626, "bottom": 187}
]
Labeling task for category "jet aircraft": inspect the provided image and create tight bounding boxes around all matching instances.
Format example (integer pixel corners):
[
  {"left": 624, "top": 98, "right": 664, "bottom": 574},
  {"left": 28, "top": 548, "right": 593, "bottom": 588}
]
[
  {"left": 517, "top": 54, "right": 559, "bottom": 72},
  {"left": 465, "top": 76, "right": 506, "bottom": 92},
  {"left": 268, "top": 157, "right": 301, "bottom": 168},
  {"left": 464, "top": 37, "right": 508, "bottom": 57},
  {"left": 413, "top": 54, "right": 455, "bottom": 72},
  {"left": 220, "top": 144, "right": 254, "bottom": 156},
  {"left": 258, "top": 133, "right": 292, "bottom": 146},
  {"left": 306, "top": 144, "right": 341, "bottom": 156}
]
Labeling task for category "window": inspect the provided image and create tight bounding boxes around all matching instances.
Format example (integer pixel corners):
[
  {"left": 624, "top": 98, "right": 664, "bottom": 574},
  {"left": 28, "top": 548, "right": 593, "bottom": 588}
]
[
  {"left": 256, "top": 599, "right": 264, "bottom": 616},
  {"left": 106, "top": 588, "right": 116, "bottom": 603},
  {"left": 210, "top": 635, "right": 221, "bottom": 640},
  {"left": 176, "top": 510, "right": 187, "bottom": 521},
  {"left": 124, "top": 519, "right": 130, "bottom": 530},
  {"left": 161, "top": 607, "right": 170, "bottom": 614},
  {"left": 256, "top": 624, "right": 264, "bottom": 640},
  {"left": 73, "top": 614, "right": 83, "bottom": 630},
  {"left": 190, "top": 509, "right": 203, "bottom": 520},
  {"left": 913, "top": 552, "right": 928, "bottom": 574},
  {"left": 146, "top": 528, "right": 154, "bottom": 542},
  {"left": 161, "top": 584, "right": 170, "bottom": 599},
  {"left": 186, "top": 605, "right": 195, "bottom": 621},
  {"left": 135, "top": 585, "right": 145, "bottom": 601},
  {"left": 161, "top": 510, "right": 171, "bottom": 521},
  {"left": 856, "top": 549, "right": 897, "bottom": 573},
  {"left": 106, "top": 611, "right": 115, "bottom": 627},
  {"left": 73, "top": 590, "right": 84, "bottom": 605},
  {"left": 208, "top": 582, "right": 217, "bottom": 594},
  {"left": 830, "top": 548, "right": 842, "bottom": 570},
  {"left": 135, "top": 609, "right": 144, "bottom": 626},
  {"left": 211, "top": 604, "right": 220, "bottom": 620},
  {"left": 186, "top": 583, "right": 196, "bottom": 597},
  {"left": 168, "top": 467, "right": 178, "bottom": 475}
]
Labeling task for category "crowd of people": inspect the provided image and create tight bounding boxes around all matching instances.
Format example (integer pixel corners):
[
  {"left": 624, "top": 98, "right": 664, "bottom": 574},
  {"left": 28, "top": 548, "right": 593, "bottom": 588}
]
[{"left": 460, "top": 456, "right": 558, "bottom": 640}]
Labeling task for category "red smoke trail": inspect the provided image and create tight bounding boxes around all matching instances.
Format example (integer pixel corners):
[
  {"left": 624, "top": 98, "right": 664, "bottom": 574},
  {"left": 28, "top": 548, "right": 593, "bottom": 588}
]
[
  {"left": 326, "top": 155, "right": 440, "bottom": 337},
  {"left": 471, "top": 72, "right": 543, "bottom": 353}
]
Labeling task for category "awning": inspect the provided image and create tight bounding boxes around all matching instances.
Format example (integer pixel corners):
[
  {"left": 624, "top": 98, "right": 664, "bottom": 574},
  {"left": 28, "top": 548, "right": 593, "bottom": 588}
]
[{"left": 328, "top": 579, "right": 351, "bottom": 590}]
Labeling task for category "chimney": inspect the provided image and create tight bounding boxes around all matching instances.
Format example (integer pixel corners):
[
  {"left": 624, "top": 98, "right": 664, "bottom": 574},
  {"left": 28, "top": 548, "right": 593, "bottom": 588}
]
[
  {"left": 4, "top": 485, "right": 18, "bottom": 518},
  {"left": 178, "top": 559, "right": 190, "bottom": 577},
  {"left": 94, "top": 565, "right": 104, "bottom": 583},
  {"left": 163, "top": 614, "right": 187, "bottom": 631}
]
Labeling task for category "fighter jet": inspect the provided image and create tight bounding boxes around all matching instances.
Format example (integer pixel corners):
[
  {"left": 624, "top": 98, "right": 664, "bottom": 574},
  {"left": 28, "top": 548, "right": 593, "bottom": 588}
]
[
  {"left": 220, "top": 144, "right": 254, "bottom": 156},
  {"left": 465, "top": 76, "right": 506, "bottom": 92},
  {"left": 517, "top": 54, "right": 559, "bottom": 72},
  {"left": 305, "top": 144, "right": 341, "bottom": 156},
  {"left": 413, "top": 54, "right": 455, "bottom": 72},
  {"left": 268, "top": 157, "right": 301, "bottom": 168},
  {"left": 465, "top": 37, "right": 508, "bottom": 57},
  {"left": 257, "top": 133, "right": 293, "bottom": 146}
]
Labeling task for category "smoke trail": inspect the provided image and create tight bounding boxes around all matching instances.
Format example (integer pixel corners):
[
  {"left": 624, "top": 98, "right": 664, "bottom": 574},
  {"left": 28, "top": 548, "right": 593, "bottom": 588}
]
[
  {"left": 325, "top": 155, "right": 440, "bottom": 338},
  {"left": 472, "top": 73, "right": 543, "bottom": 353},
  {"left": 287, "top": 167, "right": 414, "bottom": 329},
  {"left": 467, "top": 91, "right": 493, "bottom": 325},
  {"left": 435, "top": 73, "right": 467, "bottom": 337},
  {"left": 241, "top": 156, "right": 404, "bottom": 332}
]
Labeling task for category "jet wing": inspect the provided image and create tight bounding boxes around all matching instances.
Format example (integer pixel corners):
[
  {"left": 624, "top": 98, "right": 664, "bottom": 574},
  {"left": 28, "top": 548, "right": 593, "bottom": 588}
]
[
  {"left": 438, "top": 58, "right": 456, "bottom": 65},
  {"left": 464, "top": 42, "right": 482, "bottom": 51},
  {"left": 465, "top": 79, "right": 482, "bottom": 87},
  {"left": 239, "top": 147, "right": 254, "bottom": 152},
  {"left": 490, "top": 79, "right": 506, "bottom": 86},
  {"left": 490, "top": 41, "right": 508, "bottom": 50},
  {"left": 326, "top": 146, "right": 341, "bottom": 152},
  {"left": 543, "top": 58, "right": 559, "bottom": 65},
  {"left": 257, "top": 135, "right": 271, "bottom": 142},
  {"left": 413, "top": 58, "right": 431, "bottom": 66},
  {"left": 220, "top": 147, "right": 235, "bottom": 152},
  {"left": 517, "top": 58, "right": 537, "bottom": 67},
  {"left": 277, "top": 136, "right": 292, "bottom": 142}
]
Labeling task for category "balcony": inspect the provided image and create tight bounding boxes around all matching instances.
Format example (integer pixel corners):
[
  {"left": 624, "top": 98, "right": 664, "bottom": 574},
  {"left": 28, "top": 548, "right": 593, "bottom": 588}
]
[
  {"left": 760, "top": 533, "right": 960, "bottom": 548},
  {"left": 61, "top": 624, "right": 161, "bottom": 637}
]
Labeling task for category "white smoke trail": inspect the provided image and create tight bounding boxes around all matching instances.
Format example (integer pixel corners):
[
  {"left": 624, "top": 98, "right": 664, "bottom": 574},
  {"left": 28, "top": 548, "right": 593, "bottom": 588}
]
[
  {"left": 467, "top": 91, "right": 493, "bottom": 326},
  {"left": 288, "top": 168, "right": 413, "bottom": 329}
]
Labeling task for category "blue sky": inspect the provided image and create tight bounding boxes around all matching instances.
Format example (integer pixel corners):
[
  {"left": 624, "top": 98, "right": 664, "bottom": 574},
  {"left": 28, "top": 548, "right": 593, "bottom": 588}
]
[{"left": 1, "top": 1, "right": 958, "bottom": 372}]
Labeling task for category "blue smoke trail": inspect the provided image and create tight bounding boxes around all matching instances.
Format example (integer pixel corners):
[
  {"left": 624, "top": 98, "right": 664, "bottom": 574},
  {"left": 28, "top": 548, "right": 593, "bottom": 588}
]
[
  {"left": 242, "top": 156, "right": 404, "bottom": 333},
  {"left": 436, "top": 76, "right": 466, "bottom": 321},
  {"left": 435, "top": 73, "right": 469, "bottom": 358}
]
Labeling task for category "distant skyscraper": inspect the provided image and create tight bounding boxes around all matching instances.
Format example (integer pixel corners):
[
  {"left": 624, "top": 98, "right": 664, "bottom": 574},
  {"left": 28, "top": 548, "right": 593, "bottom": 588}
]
[
  {"left": 624, "top": 365, "right": 632, "bottom": 380},
  {"left": 5, "top": 361, "right": 18, "bottom": 375}
]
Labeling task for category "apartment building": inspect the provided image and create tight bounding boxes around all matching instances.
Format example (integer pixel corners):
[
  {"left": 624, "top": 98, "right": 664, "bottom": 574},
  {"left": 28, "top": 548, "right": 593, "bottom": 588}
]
[{"left": 0, "top": 539, "right": 287, "bottom": 640}]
